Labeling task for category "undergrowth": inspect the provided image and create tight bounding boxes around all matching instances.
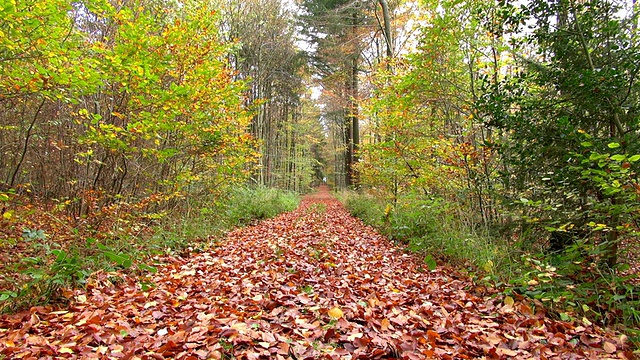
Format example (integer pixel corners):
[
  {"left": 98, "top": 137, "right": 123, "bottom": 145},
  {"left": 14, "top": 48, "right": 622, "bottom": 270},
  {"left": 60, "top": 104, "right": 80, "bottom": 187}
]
[
  {"left": 0, "top": 186, "right": 299, "bottom": 313},
  {"left": 339, "top": 190, "right": 639, "bottom": 346}
]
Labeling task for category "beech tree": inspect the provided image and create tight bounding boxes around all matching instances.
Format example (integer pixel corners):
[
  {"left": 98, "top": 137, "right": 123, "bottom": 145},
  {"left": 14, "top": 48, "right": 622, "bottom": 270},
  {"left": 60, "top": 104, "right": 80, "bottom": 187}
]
[{"left": 1, "top": 0, "right": 255, "bottom": 216}]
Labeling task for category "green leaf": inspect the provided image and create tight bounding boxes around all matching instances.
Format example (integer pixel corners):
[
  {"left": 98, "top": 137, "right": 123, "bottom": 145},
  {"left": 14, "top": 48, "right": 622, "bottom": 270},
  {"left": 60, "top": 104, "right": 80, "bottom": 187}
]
[
  {"left": 610, "top": 154, "right": 626, "bottom": 161},
  {"left": 51, "top": 249, "right": 67, "bottom": 262},
  {"left": 613, "top": 294, "right": 626, "bottom": 301},
  {"left": 628, "top": 155, "right": 640, "bottom": 162},
  {"left": 104, "top": 251, "right": 131, "bottom": 267},
  {"left": 423, "top": 254, "right": 437, "bottom": 271},
  {"left": 560, "top": 312, "right": 571, "bottom": 321},
  {"left": 138, "top": 263, "right": 158, "bottom": 273},
  {"left": 607, "top": 142, "right": 620, "bottom": 149}
]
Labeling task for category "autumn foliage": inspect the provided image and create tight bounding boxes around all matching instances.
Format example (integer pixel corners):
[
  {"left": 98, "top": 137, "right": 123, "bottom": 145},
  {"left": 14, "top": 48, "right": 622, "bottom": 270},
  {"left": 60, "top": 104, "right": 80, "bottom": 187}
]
[{"left": 1, "top": 0, "right": 255, "bottom": 211}]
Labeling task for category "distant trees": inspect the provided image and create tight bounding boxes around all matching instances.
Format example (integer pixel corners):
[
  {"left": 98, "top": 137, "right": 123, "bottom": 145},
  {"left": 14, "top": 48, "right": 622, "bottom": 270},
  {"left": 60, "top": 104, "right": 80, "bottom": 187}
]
[
  {"left": 300, "top": 0, "right": 366, "bottom": 188},
  {"left": 217, "top": 0, "right": 326, "bottom": 192},
  {"left": 299, "top": 0, "right": 401, "bottom": 188}
]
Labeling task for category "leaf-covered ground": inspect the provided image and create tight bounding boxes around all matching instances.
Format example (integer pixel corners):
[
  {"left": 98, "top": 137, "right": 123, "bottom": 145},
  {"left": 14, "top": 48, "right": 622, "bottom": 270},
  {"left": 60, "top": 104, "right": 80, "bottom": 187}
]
[{"left": 0, "top": 187, "right": 633, "bottom": 359}]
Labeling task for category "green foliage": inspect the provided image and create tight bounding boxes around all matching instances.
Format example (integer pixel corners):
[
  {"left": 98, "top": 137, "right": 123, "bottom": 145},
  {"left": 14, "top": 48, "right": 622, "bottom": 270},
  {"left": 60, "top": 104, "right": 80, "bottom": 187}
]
[
  {"left": 510, "top": 249, "right": 639, "bottom": 329},
  {"left": 343, "top": 189, "right": 639, "bottom": 333},
  {"left": 147, "top": 186, "right": 299, "bottom": 254},
  {"left": 223, "top": 187, "right": 299, "bottom": 226},
  {"left": 476, "top": 0, "right": 640, "bottom": 264},
  {"left": 423, "top": 254, "right": 437, "bottom": 271},
  {"left": 338, "top": 191, "right": 386, "bottom": 230},
  {"left": 22, "top": 228, "right": 46, "bottom": 241},
  {"left": 354, "top": 0, "right": 640, "bottom": 334},
  {"left": 1, "top": 0, "right": 257, "bottom": 207}
]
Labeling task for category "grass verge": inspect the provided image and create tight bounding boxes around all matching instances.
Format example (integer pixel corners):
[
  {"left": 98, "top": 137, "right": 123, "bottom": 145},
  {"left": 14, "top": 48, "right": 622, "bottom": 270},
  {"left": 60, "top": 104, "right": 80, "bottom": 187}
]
[{"left": 0, "top": 186, "right": 299, "bottom": 312}]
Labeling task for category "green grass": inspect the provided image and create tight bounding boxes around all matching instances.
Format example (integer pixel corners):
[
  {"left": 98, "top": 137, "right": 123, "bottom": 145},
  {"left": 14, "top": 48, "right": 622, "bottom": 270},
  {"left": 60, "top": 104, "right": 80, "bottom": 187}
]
[{"left": 337, "top": 190, "right": 512, "bottom": 271}]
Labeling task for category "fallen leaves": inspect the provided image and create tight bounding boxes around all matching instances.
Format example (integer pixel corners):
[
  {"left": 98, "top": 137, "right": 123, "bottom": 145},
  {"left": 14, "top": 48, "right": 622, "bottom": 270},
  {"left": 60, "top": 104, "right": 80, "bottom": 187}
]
[
  {"left": 328, "top": 307, "right": 344, "bottom": 320},
  {"left": 0, "top": 188, "right": 634, "bottom": 359}
]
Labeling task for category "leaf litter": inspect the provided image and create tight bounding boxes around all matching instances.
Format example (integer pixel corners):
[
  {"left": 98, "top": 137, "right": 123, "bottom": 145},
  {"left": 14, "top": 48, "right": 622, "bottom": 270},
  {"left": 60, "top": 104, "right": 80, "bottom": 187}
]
[{"left": 0, "top": 188, "right": 634, "bottom": 359}]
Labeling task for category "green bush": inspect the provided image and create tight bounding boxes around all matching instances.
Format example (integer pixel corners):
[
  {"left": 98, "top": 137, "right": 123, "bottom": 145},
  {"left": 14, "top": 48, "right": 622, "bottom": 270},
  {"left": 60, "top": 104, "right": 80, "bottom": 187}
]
[
  {"left": 509, "top": 244, "right": 640, "bottom": 330},
  {"left": 146, "top": 186, "right": 299, "bottom": 254},
  {"left": 338, "top": 191, "right": 385, "bottom": 229},
  {"left": 340, "top": 191, "right": 510, "bottom": 271}
]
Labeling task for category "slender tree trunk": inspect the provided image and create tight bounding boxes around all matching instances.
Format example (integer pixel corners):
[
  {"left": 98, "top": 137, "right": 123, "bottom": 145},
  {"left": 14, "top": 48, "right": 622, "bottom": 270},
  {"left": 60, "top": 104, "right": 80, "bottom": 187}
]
[
  {"left": 10, "top": 98, "right": 46, "bottom": 188},
  {"left": 378, "top": 0, "right": 392, "bottom": 59}
]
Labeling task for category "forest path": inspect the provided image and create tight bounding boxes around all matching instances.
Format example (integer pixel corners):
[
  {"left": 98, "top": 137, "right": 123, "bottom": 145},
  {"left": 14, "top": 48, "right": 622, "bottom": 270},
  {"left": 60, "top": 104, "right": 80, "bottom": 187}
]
[{"left": 0, "top": 187, "right": 627, "bottom": 359}]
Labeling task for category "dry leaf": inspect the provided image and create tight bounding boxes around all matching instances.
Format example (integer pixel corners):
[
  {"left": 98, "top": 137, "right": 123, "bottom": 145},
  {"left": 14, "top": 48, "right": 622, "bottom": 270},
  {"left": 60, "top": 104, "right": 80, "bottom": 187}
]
[
  {"left": 602, "top": 341, "right": 616, "bottom": 353},
  {"left": 328, "top": 307, "right": 344, "bottom": 320},
  {"left": 504, "top": 296, "right": 514, "bottom": 307}
]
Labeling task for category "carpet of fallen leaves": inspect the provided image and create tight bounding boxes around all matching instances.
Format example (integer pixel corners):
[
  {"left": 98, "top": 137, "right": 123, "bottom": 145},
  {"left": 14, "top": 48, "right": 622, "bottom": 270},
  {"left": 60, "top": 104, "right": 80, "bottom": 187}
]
[{"left": 0, "top": 187, "right": 634, "bottom": 359}]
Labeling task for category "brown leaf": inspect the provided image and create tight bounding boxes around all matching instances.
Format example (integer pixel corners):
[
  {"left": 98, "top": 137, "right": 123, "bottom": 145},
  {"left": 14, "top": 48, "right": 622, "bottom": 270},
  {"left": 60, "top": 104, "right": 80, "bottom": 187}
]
[{"left": 602, "top": 341, "right": 616, "bottom": 353}]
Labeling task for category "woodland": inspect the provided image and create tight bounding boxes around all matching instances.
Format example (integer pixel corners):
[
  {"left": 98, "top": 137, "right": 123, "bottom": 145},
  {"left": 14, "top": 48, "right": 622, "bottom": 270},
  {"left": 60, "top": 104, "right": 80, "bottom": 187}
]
[{"left": 1, "top": 0, "right": 640, "bottom": 358}]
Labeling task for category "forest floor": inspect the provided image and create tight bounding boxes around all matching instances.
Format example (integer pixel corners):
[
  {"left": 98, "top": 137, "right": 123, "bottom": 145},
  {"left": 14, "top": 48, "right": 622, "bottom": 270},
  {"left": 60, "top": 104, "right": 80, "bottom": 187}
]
[{"left": 0, "top": 186, "right": 634, "bottom": 359}]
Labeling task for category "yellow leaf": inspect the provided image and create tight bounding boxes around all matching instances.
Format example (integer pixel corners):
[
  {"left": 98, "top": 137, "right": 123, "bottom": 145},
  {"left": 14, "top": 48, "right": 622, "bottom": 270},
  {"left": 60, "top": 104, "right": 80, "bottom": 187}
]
[
  {"left": 504, "top": 296, "right": 514, "bottom": 307},
  {"left": 231, "top": 322, "right": 248, "bottom": 333},
  {"left": 347, "top": 332, "right": 363, "bottom": 341},
  {"left": 380, "top": 318, "right": 390, "bottom": 330},
  {"left": 59, "top": 347, "right": 74, "bottom": 354},
  {"left": 143, "top": 301, "right": 157, "bottom": 309},
  {"left": 483, "top": 260, "right": 494, "bottom": 273},
  {"left": 328, "top": 307, "right": 343, "bottom": 320}
]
